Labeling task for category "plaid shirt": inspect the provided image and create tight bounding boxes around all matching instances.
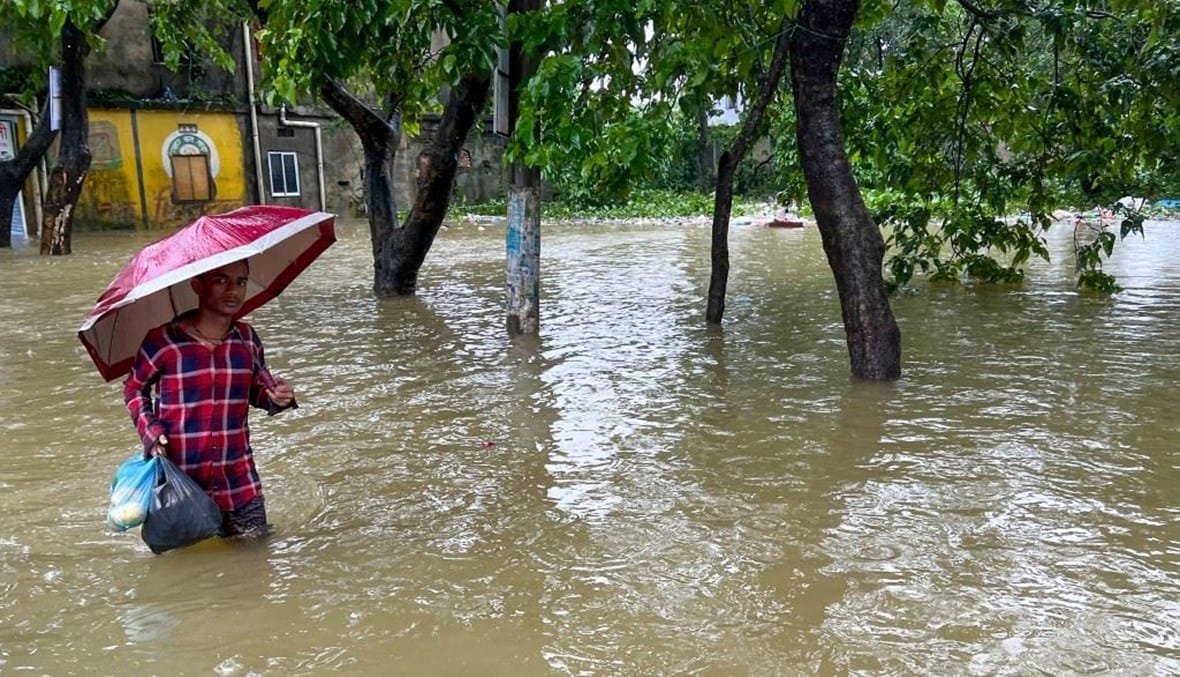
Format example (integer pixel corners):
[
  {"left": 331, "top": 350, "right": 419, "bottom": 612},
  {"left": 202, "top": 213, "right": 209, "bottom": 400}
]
[{"left": 124, "top": 319, "right": 283, "bottom": 511}]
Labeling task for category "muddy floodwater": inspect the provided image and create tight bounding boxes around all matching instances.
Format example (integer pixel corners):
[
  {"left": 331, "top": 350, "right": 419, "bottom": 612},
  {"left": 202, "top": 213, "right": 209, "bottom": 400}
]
[{"left": 1, "top": 217, "right": 1177, "bottom": 675}]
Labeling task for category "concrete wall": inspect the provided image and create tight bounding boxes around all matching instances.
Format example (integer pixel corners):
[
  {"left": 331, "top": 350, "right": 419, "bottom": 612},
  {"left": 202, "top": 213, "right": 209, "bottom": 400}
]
[
  {"left": 396, "top": 117, "right": 507, "bottom": 214},
  {"left": 88, "top": 1, "right": 158, "bottom": 97},
  {"left": 68, "top": 104, "right": 508, "bottom": 230},
  {"left": 89, "top": 0, "right": 240, "bottom": 101}
]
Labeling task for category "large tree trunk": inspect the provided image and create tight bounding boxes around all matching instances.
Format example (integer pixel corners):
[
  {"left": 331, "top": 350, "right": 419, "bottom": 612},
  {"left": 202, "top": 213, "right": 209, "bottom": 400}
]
[
  {"left": 506, "top": 0, "right": 542, "bottom": 335},
  {"left": 40, "top": 19, "right": 92, "bottom": 256},
  {"left": 705, "top": 22, "right": 791, "bottom": 324},
  {"left": 790, "top": 0, "right": 901, "bottom": 380},
  {"left": 382, "top": 73, "right": 492, "bottom": 296},
  {"left": 506, "top": 164, "right": 541, "bottom": 334},
  {"left": 319, "top": 82, "right": 401, "bottom": 268},
  {"left": 0, "top": 100, "right": 56, "bottom": 248}
]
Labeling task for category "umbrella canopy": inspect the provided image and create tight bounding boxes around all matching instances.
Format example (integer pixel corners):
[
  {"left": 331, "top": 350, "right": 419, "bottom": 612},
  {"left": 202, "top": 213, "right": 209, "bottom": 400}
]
[{"left": 79, "top": 205, "right": 336, "bottom": 381}]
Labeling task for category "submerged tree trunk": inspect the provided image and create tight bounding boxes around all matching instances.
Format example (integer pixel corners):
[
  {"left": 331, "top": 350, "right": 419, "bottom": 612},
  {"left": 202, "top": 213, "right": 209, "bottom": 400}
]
[
  {"left": 705, "top": 22, "right": 792, "bottom": 324},
  {"left": 506, "top": 163, "right": 541, "bottom": 334},
  {"left": 790, "top": 0, "right": 901, "bottom": 380},
  {"left": 321, "top": 73, "right": 490, "bottom": 297},
  {"left": 382, "top": 73, "right": 492, "bottom": 296},
  {"left": 0, "top": 191, "right": 15, "bottom": 248},
  {"left": 0, "top": 100, "right": 56, "bottom": 248},
  {"left": 319, "top": 82, "right": 401, "bottom": 274},
  {"left": 40, "top": 19, "right": 92, "bottom": 256},
  {"left": 506, "top": 0, "right": 542, "bottom": 335}
]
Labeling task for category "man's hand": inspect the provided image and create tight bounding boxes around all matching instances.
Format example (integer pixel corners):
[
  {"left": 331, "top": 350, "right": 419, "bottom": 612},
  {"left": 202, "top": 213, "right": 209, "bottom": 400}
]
[
  {"left": 267, "top": 379, "right": 295, "bottom": 408},
  {"left": 149, "top": 434, "right": 168, "bottom": 457}
]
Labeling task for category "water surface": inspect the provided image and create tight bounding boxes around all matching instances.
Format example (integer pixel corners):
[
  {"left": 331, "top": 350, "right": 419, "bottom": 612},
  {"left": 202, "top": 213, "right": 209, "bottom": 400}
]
[{"left": 1, "top": 217, "right": 1177, "bottom": 675}]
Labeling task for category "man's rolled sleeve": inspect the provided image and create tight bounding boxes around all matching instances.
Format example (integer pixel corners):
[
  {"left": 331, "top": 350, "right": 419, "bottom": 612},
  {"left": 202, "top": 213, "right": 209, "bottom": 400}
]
[{"left": 124, "top": 340, "right": 165, "bottom": 455}]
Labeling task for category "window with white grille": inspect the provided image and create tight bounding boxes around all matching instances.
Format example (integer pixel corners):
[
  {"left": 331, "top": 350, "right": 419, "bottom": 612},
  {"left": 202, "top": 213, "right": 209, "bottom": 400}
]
[{"left": 268, "top": 151, "right": 300, "bottom": 197}]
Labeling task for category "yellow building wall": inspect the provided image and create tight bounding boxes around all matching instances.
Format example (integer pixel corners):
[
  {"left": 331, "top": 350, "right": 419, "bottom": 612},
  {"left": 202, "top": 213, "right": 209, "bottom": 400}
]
[{"left": 79, "top": 108, "right": 247, "bottom": 229}]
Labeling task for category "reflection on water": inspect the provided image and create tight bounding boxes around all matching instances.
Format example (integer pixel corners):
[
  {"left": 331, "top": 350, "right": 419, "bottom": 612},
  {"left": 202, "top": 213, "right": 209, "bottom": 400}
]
[{"left": 1, "top": 219, "right": 1178, "bottom": 674}]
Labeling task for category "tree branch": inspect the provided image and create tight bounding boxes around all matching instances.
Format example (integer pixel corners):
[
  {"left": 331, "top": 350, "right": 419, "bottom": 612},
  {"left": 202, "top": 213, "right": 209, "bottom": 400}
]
[{"left": 954, "top": 0, "right": 998, "bottom": 21}]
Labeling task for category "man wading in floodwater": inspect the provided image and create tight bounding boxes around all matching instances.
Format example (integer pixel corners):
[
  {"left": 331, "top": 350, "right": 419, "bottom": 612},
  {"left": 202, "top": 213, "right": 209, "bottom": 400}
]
[{"left": 124, "top": 260, "right": 297, "bottom": 539}]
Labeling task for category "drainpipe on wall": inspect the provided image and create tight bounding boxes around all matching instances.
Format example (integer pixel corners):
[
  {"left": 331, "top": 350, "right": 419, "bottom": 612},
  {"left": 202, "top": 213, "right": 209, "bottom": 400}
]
[
  {"left": 0, "top": 107, "right": 46, "bottom": 233},
  {"left": 242, "top": 22, "right": 266, "bottom": 205},
  {"left": 279, "top": 105, "right": 327, "bottom": 212}
]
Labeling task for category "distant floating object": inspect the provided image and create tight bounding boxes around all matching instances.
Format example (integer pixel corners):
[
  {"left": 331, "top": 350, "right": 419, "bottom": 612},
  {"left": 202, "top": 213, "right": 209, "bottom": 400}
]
[
  {"left": 766, "top": 214, "right": 805, "bottom": 228},
  {"left": 1117, "top": 195, "right": 1147, "bottom": 211}
]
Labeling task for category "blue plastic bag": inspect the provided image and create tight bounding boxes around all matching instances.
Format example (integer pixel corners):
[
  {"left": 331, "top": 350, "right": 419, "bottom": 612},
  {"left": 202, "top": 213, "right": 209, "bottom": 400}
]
[{"left": 107, "top": 454, "right": 160, "bottom": 531}]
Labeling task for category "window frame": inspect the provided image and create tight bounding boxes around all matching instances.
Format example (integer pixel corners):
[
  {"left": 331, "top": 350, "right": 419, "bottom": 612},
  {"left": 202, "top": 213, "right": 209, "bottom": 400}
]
[
  {"left": 169, "top": 153, "right": 213, "bottom": 203},
  {"left": 267, "top": 151, "right": 301, "bottom": 198}
]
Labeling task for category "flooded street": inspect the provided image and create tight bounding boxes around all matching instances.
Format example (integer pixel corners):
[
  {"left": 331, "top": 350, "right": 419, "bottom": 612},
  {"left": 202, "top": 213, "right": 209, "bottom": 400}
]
[{"left": 1, "top": 216, "right": 1177, "bottom": 675}]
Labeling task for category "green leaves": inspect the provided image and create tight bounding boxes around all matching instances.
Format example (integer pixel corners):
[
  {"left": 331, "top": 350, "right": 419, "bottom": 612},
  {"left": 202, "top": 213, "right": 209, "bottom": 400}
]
[
  {"left": 1, "top": 0, "right": 114, "bottom": 64},
  {"left": 835, "top": 0, "right": 1178, "bottom": 294},
  {"left": 2, "top": 1, "right": 248, "bottom": 96},
  {"left": 148, "top": 0, "right": 246, "bottom": 74},
  {"left": 256, "top": 0, "right": 500, "bottom": 123}
]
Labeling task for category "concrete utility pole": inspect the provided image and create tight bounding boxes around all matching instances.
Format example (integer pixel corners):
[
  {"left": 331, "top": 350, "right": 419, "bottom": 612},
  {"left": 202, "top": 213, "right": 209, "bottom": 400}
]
[{"left": 505, "top": 0, "right": 541, "bottom": 335}]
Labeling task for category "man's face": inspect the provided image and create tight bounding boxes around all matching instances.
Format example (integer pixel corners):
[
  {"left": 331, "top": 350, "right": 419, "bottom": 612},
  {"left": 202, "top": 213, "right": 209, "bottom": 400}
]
[{"left": 193, "top": 261, "right": 249, "bottom": 318}]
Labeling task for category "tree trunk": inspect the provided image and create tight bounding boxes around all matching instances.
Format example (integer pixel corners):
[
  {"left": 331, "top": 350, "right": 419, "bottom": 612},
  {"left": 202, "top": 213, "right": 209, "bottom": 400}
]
[
  {"left": 506, "top": 0, "right": 542, "bottom": 334},
  {"left": 696, "top": 108, "right": 714, "bottom": 193},
  {"left": 40, "top": 19, "right": 92, "bottom": 256},
  {"left": 706, "top": 151, "right": 737, "bottom": 323},
  {"left": 0, "top": 100, "right": 57, "bottom": 248},
  {"left": 382, "top": 73, "right": 492, "bottom": 296},
  {"left": 506, "top": 165, "right": 541, "bottom": 334},
  {"left": 790, "top": 0, "right": 901, "bottom": 380},
  {"left": 319, "top": 82, "right": 400, "bottom": 269},
  {"left": 0, "top": 192, "right": 15, "bottom": 248},
  {"left": 705, "top": 22, "right": 791, "bottom": 324}
]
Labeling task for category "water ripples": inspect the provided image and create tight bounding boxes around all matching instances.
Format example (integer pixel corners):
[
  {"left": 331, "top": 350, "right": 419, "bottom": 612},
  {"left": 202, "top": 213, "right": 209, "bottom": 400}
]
[{"left": 1, "top": 220, "right": 1178, "bottom": 674}]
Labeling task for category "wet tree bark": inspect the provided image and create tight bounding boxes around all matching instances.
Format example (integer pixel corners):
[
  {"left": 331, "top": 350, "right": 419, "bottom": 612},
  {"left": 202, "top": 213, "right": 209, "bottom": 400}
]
[
  {"left": 0, "top": 193, "right": 14, "bottom": 248},
  {"left": 40, "top": 19, "right": 93, "bottom": 256},
  {"left": 705, "top": 22, "right": 791, "bottom": 324},
  {"left": 321, "top": 77, "right": 489, "bottom": 297},
  {"left": 383, "top": 73, "right": 491, "bottom": 296},
  {"left": 790, "top": 0, "right": 901, "bottom": 380},
  {"left": 506, "top": 0, "right": 542, "bottom": 334},
  {"left": 0, "top": 100, "right": 56, "bottom": 248},
  {"left": 319, "top": 82, "right": 401, "bottom": 269}
]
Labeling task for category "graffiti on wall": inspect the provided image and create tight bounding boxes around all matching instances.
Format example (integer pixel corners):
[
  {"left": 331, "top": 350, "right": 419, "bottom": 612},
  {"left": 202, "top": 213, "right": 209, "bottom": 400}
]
[
  {"left": 0, "top": 119, "right": 15, "bottom": 160},
  {"left": 79, "top": 120, "right": 135, "bottom": 225},
  {"left": 151, "top": 185, "right": 241, "bottom": 227},
  {"left": 89, "top": 120, "right": 123, "bottom": 170},
  {"left": 76, "top": 110, "right": 247, "bottom": 229}
]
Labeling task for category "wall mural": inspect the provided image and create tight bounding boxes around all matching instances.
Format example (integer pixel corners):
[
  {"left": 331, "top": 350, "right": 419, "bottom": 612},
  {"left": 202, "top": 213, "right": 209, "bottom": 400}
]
[{"left": 79, "top": 120, "right": 135, "bottom": 225}]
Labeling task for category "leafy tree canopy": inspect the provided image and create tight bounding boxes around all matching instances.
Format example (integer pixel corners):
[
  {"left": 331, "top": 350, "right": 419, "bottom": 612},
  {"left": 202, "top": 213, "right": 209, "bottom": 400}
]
[
  {"left": 807, "top": 0, "right": 1180, "bottom": 291},
  {"left": 255, "top": 0, "right": 501, "bottom": 133},
  {"left": 0, "top": 0, "right": 248, "bottom": 94},
  {"left": 507, "top": 0, "right": 798, "bottom": 205}
]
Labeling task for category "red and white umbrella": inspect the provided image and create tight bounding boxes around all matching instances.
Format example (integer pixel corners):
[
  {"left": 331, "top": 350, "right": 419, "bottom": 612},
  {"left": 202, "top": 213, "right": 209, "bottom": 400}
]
[{"left": 79, "top": 205, "right": 336, "bottom": 381}]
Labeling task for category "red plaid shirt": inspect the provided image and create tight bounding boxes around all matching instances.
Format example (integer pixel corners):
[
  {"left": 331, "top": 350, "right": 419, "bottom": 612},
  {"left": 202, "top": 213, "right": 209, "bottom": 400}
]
[{"left": 124, "top": 319, "right": 283, "bottom": 511}]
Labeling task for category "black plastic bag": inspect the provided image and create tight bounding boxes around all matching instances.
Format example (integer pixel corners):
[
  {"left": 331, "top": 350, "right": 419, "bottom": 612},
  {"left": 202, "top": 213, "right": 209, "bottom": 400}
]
[{"left": 141, "top": 456, "right": 223, "bottom": 554}]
